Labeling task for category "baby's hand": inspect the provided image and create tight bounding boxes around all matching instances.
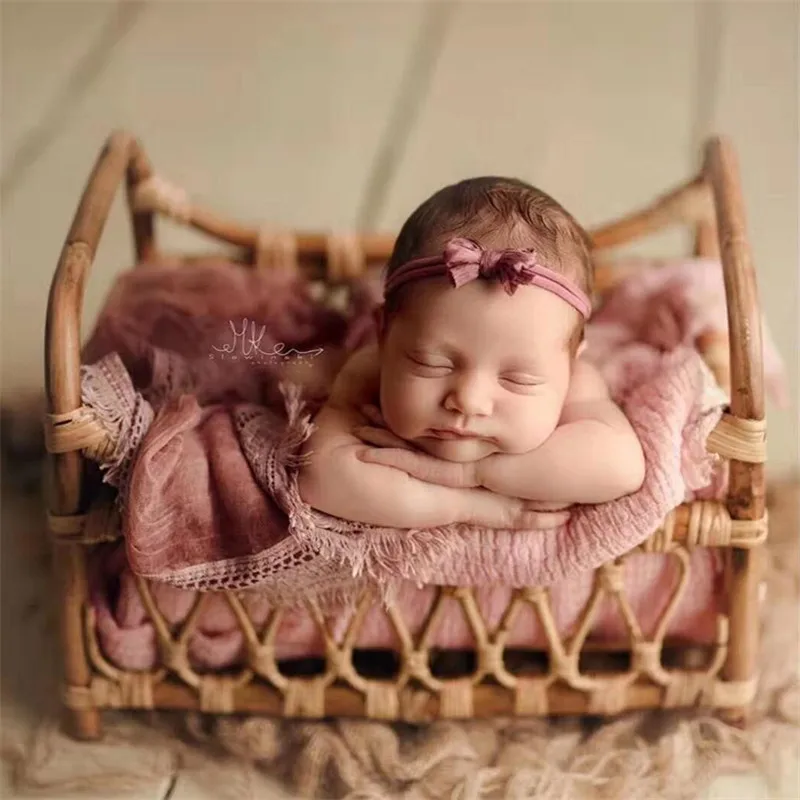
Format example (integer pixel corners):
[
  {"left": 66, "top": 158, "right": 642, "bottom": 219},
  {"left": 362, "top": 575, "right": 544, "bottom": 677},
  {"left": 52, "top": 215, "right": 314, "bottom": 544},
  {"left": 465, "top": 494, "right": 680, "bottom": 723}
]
[
  {"left": 468, "top": 491, "right": 570, "bottom": 530},
  {"left": 359, "top": 404, "right": 387, "bottom": 427},
  {"left": 355, "top": 405, "right": 481, "bottom": 488},
  {"left": 518, "top": 504, "right": 571, "bottom": 530},
  {"left": 352, "top": 404, "right": 415, "bottom": 451},
  {"left": 523, "top": 501, "right": 573, "bottom": 513},
  {"left": 357, "top": 438, "right": 481, "bottom": 488}
]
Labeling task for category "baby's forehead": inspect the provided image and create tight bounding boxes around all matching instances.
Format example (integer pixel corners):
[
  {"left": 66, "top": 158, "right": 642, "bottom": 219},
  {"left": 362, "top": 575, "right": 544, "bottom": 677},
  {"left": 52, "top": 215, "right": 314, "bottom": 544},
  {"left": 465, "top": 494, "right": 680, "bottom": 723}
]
[{"left": 405, "top": 276, "right": 573, "bottom": 317}]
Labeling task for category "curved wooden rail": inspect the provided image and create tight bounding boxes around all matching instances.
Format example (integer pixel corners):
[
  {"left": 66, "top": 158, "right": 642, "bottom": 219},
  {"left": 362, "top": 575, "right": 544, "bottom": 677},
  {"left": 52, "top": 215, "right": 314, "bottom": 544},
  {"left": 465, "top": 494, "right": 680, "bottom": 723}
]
[
  {"left": 702, "top": 137, "right": 765, "bottom": 485},
  {"left": 44, "top": 130, "right": 155, "bottom": 739},
  {"left": 46, "top": 132, "right": 152, "bottom": 421},
  {"left": 702, "top": 136, "right": 766, "bottom": 723},
  {"left": 589, "top": 175, "right": 716, "bottom": 250}
]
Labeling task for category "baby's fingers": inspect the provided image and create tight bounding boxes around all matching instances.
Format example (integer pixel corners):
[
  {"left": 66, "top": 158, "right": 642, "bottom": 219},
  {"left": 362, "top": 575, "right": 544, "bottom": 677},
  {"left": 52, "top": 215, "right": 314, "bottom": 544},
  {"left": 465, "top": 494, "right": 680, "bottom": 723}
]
[
  {"left": 517, "top": 509, "right": 570, "bottom": 530},
  {"left": 524, "top": 501, "right": 572, "bottom": 513},
  {"left": 360, "top": 404, "right": 386, "bottom": 427},
  {"left": 354, "top": 425, "right": 410, "bottom": 450}
]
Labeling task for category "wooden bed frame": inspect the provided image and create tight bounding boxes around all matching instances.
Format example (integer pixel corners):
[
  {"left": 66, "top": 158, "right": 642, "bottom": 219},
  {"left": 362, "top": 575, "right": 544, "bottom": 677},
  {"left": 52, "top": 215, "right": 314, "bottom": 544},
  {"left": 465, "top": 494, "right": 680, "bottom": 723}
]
[{"left": 44, "top": 132, "right": 766, "bottom": 739}]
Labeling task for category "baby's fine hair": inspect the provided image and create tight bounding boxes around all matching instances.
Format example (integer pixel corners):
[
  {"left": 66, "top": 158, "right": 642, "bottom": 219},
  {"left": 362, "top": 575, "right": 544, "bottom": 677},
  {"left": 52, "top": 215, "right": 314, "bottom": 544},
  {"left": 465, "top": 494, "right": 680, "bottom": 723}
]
[{"left": 386, "top": 176, "right": 594, "bottom": 301}]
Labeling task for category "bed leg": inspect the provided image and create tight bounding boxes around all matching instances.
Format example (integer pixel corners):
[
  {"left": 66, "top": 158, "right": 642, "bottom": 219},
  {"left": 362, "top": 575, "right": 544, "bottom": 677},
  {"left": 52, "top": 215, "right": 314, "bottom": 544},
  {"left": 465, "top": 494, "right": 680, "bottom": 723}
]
[
  {"left": 720, "top": 545, "right": 763, "bottom": 726},
  {"left": 54, "top": 543, "right": 103, "bottom": 740},
  {"left": 66, "top": 708, "right": 103, "bottom": 741}
]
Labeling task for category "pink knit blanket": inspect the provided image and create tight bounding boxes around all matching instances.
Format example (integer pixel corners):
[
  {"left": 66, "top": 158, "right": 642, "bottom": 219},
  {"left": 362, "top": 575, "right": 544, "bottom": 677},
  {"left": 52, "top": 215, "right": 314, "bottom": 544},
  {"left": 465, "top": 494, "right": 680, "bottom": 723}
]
[{"left": 79, "top": 256, "right": 784, "bottom": 604}]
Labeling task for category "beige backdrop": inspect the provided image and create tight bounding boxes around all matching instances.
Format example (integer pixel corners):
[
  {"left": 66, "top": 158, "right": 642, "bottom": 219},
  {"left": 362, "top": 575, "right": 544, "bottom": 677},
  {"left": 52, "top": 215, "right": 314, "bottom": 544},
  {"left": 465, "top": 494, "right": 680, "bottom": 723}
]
[{"left": 2, "top": 0, "right": 797, "bottom": 475}]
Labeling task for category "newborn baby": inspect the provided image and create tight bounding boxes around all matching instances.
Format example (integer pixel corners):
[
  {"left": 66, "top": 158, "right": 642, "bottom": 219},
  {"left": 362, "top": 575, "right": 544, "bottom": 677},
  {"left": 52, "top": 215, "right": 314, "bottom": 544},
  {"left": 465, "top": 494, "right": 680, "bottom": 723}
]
[{"left": 298, "top": 177, "right": 645, "bottom": 529}]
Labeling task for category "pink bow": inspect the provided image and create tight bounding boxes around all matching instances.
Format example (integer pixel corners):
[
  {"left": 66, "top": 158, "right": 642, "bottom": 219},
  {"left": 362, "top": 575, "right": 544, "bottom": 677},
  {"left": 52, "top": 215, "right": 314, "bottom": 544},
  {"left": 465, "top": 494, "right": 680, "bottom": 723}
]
[{"left": 443, "top": 238, "right": 541, "bottom": 295}]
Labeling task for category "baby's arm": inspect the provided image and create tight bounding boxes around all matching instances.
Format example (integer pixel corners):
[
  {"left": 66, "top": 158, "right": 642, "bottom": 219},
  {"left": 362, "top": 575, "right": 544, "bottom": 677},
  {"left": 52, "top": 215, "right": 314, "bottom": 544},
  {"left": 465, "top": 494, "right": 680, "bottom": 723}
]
[
  {"left": 477, "top": 360, "right": 646, "bottom": 504},
  {"left": 296, "top": 346, "right": 566, "bottom": 530}
]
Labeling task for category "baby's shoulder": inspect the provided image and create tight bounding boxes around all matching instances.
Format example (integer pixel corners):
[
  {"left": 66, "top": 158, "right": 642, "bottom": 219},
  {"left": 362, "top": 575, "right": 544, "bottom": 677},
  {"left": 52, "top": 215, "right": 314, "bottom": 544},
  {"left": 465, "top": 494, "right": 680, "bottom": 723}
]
[
  {"left": 327, "top": 343, "right": 381, "bottom": 409},
  {"left": 566, "top": 357, "right": 610, "bottom": 403}
]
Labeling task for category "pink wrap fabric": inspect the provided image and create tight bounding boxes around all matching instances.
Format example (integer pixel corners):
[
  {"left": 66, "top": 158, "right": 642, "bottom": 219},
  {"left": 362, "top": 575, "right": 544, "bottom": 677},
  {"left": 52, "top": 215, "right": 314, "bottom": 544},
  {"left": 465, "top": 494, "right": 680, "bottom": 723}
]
[
  {"left": 79, "top": 256, "right": 784, "bottom": 604},
  {"left": 585, "top": 256, "right": 788, "bottom": 407}
]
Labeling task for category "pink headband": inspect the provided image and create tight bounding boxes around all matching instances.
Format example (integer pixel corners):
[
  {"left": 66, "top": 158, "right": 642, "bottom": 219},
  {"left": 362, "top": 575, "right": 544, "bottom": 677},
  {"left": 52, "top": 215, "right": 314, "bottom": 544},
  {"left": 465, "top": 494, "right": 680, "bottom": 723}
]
[{"left": 383, "top": 237, "right": 592, "bottom": 319}]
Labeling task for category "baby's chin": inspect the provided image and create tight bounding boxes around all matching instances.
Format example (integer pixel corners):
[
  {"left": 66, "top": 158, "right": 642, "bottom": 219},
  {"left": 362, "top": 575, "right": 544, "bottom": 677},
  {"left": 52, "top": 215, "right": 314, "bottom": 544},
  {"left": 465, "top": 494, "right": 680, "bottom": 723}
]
[
  {"left": 415, "top": 436, "right": 499, "bottom": 463},
  {"left": 413, "top": 428, "right": 556, "bottom": 462}
]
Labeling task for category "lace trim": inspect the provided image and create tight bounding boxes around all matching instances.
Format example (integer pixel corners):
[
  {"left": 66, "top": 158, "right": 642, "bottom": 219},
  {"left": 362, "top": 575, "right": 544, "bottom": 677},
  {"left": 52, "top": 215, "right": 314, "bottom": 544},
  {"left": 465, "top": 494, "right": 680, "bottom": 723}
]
[{"left": 80, "top": 353, "right": 154, "bottom": 508}]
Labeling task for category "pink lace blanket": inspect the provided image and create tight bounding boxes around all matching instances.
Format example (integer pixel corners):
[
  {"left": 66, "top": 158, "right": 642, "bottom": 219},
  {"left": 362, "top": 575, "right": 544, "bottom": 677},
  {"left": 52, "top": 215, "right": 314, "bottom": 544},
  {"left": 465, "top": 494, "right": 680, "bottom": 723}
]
[{"left": 79, "top": 256, "right": 784, "bottom": 604}]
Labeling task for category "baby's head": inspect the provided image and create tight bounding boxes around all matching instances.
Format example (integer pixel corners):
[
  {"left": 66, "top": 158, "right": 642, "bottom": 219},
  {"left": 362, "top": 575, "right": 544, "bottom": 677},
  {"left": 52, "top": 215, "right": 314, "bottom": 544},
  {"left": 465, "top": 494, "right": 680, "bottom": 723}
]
[{"left": 377, "top": 176, "right": 593, "bottom": 463}]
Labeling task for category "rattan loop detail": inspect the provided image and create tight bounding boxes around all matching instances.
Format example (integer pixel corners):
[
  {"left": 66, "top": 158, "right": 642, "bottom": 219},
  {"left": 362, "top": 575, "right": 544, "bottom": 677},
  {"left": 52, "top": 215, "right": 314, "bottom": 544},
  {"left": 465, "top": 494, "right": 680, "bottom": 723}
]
[
  {"left": 663, "top": 672, "right": 708, "bottom": 708},
  {"left": 47, "top": 511, "right": 87, "bottom": 536},
  {"left": 439, "top": 679, "right": 474, "bottom": 718},
  {"left": 131, "top": 175, "right": 192, "bottom": 222},
  {"left": 284, "top": 678, "right": 327, "bottom": 717},
  {"left": 364, "top": 682, "right": 400, "bottom": 720},
  {"left": 45, "top": 408, "right": 114, "bottom": 461},
  {"left": 707, "top": 413, "right": 766, "bottom": 463},
  {"left": 255, "top": 227, "right": 299, "bottom": 272},
  {"left": 63, "top": 684, "right": 94, "bottom": 710},
  {"left": 588, "top": 677, "right": 632, "bottom": 715},
  {"left": 642, "top": 502, "right": 768, "bottom": 551},
  {"left": 514, "top": 678, "right": 550, "bottom": 715},
  {"left": 116, "top": 672, "right": 156, "bottom": 709},
  {"left": 325, "top": 233, "right": 366, "bottom": 281},
  {"left": 730, "top": 515, "right": 768, "bottom": 546},
  {"left": 709, "top": 675, "right": 758, "bottom": 707},
  {"left": 47, "top": 510, "right": 120, "bottom": 545},
  {"left": 65, "top": 674, "right": 155, "bottom": 710},
  {"left": 199, "top": 675, "right": 239, "bottom": 713}
]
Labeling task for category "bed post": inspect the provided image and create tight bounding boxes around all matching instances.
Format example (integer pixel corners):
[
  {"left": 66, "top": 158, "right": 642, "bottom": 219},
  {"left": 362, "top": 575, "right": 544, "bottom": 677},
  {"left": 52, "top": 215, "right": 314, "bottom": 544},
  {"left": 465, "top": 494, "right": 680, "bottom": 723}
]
[
  {"left": 125, "top": 139, "right": 157, "bottom": 262},
  {"left": 693, "top": 195, "right": 720, "bottom": 260},
  {"left": 703, "top": 136, "right": 766, "bottom": 724},
  {"left": 44, "top": 132, "right": 149, "bottom": 739}
]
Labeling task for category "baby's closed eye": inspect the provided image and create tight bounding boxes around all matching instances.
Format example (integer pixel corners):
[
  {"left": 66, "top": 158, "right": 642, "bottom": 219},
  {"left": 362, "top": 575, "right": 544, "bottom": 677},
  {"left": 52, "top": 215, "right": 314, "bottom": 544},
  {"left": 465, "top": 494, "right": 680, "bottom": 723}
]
[
  {"left": 406, "top": 352, "right": 453, "bottom": 375},
  {"left": 500, "top": 373, "right": 546, "bottom": 392},
  {"left": 501, "top": 372, "right": 542, "bottom": 385}
]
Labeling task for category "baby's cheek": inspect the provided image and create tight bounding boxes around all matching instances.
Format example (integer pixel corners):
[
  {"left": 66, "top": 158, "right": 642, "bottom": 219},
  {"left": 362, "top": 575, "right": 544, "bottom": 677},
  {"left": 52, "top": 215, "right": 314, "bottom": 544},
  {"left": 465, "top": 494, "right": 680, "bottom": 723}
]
[
  {"left": 502, "top": 399, "right": 562, "bottom": 452},
  {"left": 379, "top": 377, "right": 423, "bottom": 436}
]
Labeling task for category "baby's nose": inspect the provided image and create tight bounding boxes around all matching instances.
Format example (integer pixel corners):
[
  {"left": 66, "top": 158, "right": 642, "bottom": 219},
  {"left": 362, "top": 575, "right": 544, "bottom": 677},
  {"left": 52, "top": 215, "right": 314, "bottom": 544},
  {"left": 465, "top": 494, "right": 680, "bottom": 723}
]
[{"left": 444, "top": 376, "right": 493, "bottom": 417}]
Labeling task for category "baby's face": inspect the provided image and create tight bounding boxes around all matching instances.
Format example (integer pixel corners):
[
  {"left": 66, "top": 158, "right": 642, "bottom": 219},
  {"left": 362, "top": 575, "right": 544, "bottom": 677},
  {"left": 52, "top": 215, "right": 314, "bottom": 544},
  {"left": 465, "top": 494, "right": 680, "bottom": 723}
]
[{"left": 379, "top": 278, "right": 577, "bottom": 463}]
